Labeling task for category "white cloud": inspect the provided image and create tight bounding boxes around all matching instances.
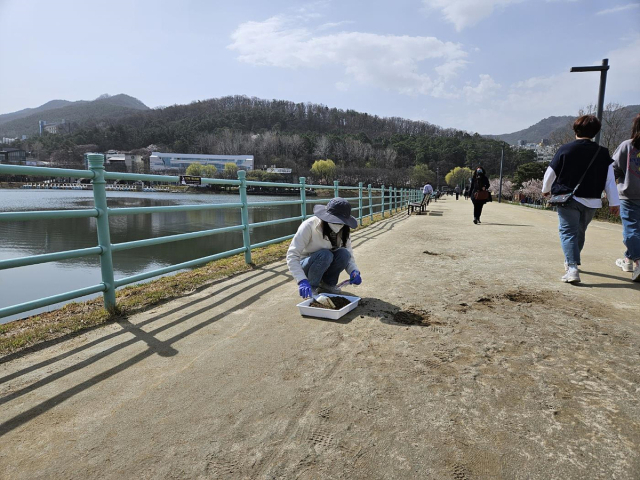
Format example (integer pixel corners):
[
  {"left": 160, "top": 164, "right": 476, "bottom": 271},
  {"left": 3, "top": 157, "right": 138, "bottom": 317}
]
[
  {"left": 463, "top": 74, "right": 501, "bottom": 102},
  {"left": 596, "top": 3, "right": 640, "bottom": 15},
  {"left": 317, "top": 20, "right": 355, "bottom": 31},
  {"left": 228, "top": 15, "right": 468, "bottom": 97},
  {"left": 453, "top": 35, "right": 640, "bottom": 133},
  {"left": 422, "top": 0, "right": 522, "bottom": 31},
  {"left": 335, "top": 81, "right": 349, "bottom": 91}
]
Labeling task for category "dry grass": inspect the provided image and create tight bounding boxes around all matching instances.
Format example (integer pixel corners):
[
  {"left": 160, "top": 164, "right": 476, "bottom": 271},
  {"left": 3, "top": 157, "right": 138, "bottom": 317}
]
[{"left": 0, "top": 209, "right": 400, "bottom": 356}]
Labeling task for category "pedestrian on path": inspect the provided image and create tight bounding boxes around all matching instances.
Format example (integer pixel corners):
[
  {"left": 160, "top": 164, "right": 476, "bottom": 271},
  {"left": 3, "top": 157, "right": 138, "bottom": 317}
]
[
  {"left": 469, "top": 166, "right": 490, "bottom": 224},
  {"left": 422, "top": 182, "right": 433, "bottom": 203},
  {"left": 542, "top": 115, "right": 620, "bottom": 284},
  {"left": 612, "top": 113, "right": 640, "bottom": 282},
  {"left": 287, "top": 197, "right": 363, "bottom": 298},
  {"left": 454, "top": 185, "right": 461, "bottom": 200}
]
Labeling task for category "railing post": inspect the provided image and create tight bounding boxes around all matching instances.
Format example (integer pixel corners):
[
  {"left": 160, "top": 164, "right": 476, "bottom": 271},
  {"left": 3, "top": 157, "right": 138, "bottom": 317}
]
[
  {"left": 393, "top": 187, "right": 397, "bottom": 213},
  {"left": 299, "top": 176, "right": 307, "bottom": 220},
  {"left": 368, "top": 184, "right": 373, "bottom": 222},
  {"left": 381, "top": 185, "right": 385, "bottom": 218},
  {"left": 358, "top": 182, "right": 363, "bottom": 227},
  {"left": 88, "top": 154, "right": 116, "bottom": 312},
  {"left": 334, "top": 180, "right": 339, "bottom": 198},
  {"left": 238, "top": 170, "right": 252, "bottom": 264}
]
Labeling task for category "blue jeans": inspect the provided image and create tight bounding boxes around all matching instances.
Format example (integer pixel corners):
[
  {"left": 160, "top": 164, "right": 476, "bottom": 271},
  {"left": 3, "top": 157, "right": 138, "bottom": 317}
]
[
  {"left": 557, "top": 198, "right": 597, "bottom": 266},
  {"left": 301, "top": 248, "right": 351, "bottom": 288},
  {"left": 620, "top": 199, "right": 640, "bottom": 261}
]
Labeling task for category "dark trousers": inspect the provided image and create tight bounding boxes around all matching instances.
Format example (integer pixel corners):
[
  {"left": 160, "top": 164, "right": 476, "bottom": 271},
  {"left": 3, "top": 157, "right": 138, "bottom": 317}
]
[
  {"left": 455, "top": 193, "right": 459, "bottom": 200},
  {"left": 472, "top": 200, "right": 484, "bottom": 220}
]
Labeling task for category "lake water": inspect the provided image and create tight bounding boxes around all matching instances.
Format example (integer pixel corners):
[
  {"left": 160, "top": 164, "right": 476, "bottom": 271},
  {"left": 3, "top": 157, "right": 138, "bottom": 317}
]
[{"left": 1, "top": 189, "right": 375, "bottom": 323}]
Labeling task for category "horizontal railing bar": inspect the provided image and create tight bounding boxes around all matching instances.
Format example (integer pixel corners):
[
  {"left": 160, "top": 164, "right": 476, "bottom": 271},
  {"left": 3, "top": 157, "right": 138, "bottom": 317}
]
[
  {"left": 250, "top": 234, "right": 295, "bottom": 250},
  {"left": 246, "top": 181, "right": 301, "bottom": 188},
  {"left": 0, "top": 246, "right": 103, "bottom": 270},
  {"left": 201, "top": 178, "right": 241, "bottom": 186},
  {"left": 114, "top": 247, "right": 248, "bottom": 288},
  {"left": 0, "top": 283, "right": 107, "bottom": 319},
  {"left": 111, "top": 225, "right": 245, "bottom": 252},
  {"left": 246, "top": 200, "right": 302, "bottom": 208},
  {"left": 305, "top": 198, "right": 333, "bottom": 204},
  {"left": 305, "top": 184, "right": 337, "bottom": 189},
  {"left": 0, "top": 164, "right": 95, "bottom": 179},
  {"left": 107, "top": 203, "right": 243, "bottom": 216},
  {"left": 0, "top": 208, "right": 99, "bottom": 222},
  {"left": 248, "top": 216, "right": 303, "bottom": 229},
  {"left": 103, "top": 172, "right": 179, "bottom": 183}
]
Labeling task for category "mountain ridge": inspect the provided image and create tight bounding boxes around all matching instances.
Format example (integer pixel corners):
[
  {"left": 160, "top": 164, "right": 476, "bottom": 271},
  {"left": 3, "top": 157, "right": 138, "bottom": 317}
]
[{"left": 0, "top": 94, "right": 149, "bottom": 137}]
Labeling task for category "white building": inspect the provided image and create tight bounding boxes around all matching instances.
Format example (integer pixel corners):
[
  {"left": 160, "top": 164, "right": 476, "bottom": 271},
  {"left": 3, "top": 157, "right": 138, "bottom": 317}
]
[
  {"left": 105, "top": 153, "right": 144, "bottom": 171},
  {"left": 149, "top": 152, "right": 254, "bottom": 173}
]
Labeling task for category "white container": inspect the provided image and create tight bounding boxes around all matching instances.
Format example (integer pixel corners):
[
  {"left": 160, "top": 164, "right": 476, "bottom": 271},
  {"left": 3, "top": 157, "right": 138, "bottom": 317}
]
[{"left": 296, "top": 294, "right": 361, "bottom": 320}]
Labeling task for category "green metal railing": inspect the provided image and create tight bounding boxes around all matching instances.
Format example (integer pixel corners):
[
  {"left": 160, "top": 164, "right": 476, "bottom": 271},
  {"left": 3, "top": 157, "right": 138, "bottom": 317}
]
[{"left": 0, "top": 154, "right": 420, "bottom": 320}]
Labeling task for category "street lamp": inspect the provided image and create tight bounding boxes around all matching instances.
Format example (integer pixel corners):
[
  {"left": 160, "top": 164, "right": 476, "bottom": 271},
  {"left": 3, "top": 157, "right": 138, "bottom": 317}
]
[{"left": 570, "top": 58, "right": 610, "bottom": 145}]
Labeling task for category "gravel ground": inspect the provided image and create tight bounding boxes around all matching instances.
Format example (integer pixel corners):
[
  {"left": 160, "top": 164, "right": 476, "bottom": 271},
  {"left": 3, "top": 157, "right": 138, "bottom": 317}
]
[{"left": 1, "top": 197, "right": 638, "bottom": 479}]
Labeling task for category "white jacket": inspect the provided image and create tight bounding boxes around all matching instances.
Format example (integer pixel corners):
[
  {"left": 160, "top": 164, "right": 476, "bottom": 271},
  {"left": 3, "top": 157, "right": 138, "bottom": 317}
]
[{"left": 286, "top": 216, "right": 359, "bottom": 283}]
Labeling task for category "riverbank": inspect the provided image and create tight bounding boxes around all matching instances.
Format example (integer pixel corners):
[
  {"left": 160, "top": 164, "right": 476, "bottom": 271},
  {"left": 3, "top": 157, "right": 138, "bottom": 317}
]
[{"left": 0, "top": 210, "right": 396, "bottom": 357}]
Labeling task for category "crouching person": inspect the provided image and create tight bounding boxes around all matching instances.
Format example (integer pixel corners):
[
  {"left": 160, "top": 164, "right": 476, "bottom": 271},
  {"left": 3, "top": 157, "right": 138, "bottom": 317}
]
[{"left": 287, "top": 198, "right": 362, "bottom": 298}]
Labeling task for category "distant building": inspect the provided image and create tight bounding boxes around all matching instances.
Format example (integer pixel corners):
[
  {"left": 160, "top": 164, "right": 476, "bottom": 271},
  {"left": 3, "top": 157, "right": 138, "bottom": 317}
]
[
  {"left": 40, "top": 119, "right": 67, "bottom": 135},
  {"left": 0, "top": 148, "right": 27, "bottom": 164},
  {"left": 105, "top": 153, "right": 144, "bottom": 171},
  {"left": 2, "top": 137, "right": 17, "bottom": 144},
  {"left": 149, "top": 152, "right": 254, "bottom": 173}
]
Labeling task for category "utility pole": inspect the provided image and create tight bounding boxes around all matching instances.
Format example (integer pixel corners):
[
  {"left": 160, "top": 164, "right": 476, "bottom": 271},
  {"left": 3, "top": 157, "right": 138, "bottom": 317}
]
[
  {"left": 498, "top": 146, "right": 504, "bottom": 203},
  {"left": 436, "top": 166, "right": 440, "bottom": 190},
  {"left": 570, "top": 58, "right": 610, "bottom": 145}
]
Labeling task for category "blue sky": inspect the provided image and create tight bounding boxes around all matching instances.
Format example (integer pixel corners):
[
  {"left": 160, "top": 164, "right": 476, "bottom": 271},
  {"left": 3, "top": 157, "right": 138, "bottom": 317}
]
[{"left": 0, "top": 0, "right": 638, "bottom": 134}]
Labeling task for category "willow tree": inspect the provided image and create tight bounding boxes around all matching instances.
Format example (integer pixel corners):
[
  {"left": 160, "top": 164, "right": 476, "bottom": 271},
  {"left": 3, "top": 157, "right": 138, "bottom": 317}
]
[
  {"left": 445, "top": 167, "right": 473, "bottom": 188},
  {"left": 310, "top": 159, "right": 336, "bottom": 184}
]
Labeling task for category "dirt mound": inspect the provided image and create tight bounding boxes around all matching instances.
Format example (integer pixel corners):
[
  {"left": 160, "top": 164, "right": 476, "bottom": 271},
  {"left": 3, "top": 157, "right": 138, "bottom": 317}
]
[{"left": 393, "top": 307, "right": 431, "bottom": 326}]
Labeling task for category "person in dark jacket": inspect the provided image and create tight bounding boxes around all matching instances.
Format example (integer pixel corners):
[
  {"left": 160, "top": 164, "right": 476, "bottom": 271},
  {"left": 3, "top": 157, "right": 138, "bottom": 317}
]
[
  {"left": 612, "top": 113, "right": 640, "bottom": 281},
  {"left": 542, "top": 115, "right": 620, "bottom": 284},
  {"left": 469, "top": 166, "right": 490, "bottom": 224}
]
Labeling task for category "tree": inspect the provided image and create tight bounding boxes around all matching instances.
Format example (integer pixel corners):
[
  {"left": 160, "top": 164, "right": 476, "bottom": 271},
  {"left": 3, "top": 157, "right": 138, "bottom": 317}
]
[
  {"left": 223, "top": 162, "right": 238, "bottom": 179},
  {"left": 514, "top": 161, "right": 548, "bottom": 187},
  {"left": 489, "top": 178, "right": 514, "bottom": 199},
  {"left": 310, "top": 159, "right": 336, "bottom": 184},
  {"left": 410, "top": 164, "right": 435, "bottom": 187},
  {"left": 519, "top": 179, "right": 544, "bottom": 204},
  {"left": 445, "top": 166, "right": 473, "bottom": 188},
  {"left": 185, "top": 163, "right": 203, "bottom": 176}
]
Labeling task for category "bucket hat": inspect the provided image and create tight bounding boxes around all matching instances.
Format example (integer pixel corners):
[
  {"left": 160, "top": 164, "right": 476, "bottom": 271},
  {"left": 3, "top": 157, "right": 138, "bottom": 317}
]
[{"left": 313, "top": 197, "right": 358, "bottom": 229}]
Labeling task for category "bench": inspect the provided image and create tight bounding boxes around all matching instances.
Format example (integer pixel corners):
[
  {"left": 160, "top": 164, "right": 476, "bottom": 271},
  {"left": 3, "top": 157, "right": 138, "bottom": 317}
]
[{"left": 407, "top": 193, "right": 430, "bottom": 215}]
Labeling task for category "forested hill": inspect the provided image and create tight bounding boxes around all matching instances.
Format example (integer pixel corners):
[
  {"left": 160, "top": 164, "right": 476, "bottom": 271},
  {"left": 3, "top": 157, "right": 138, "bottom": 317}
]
[
  {"left": 487, "top": 104, "right": 640, "bottom": 146},
  {"left": 0, "top": 94, "right": 149, "bottom": 137},
  {"left": 486, "top": 116, "right": 573, "bottom": 145},
  {"left": 5, "top": 95, "right": 537, "bottom": 186}
]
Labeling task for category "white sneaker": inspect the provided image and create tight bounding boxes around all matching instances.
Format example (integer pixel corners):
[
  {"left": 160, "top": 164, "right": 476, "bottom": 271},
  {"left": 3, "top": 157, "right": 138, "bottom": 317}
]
[
  {"left": 632, "top": 262, "right": 640, "bottom": 282},
  {"left": 319, "top": 281, "right": 342, "bottom": 294},
  {"left": 562, "top": 266, "right": 580, "bottom": 283},
  {"left": 616, "top": 257, "right": 634, "bottom": 272}
]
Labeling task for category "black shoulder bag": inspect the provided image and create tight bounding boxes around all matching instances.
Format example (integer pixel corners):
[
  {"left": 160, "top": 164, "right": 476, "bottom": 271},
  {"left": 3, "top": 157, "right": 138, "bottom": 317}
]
[{"left": 548, "top": 146, "right": 601, "bottom": 207}]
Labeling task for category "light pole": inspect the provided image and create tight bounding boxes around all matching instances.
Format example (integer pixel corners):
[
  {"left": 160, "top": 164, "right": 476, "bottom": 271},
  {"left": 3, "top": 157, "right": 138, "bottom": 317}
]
[
  {"left": 498, "top": 145, "right": 504, "bottom": 203},
  {"left": 570, "top": 58, "right": 610, "bottom": 145}
]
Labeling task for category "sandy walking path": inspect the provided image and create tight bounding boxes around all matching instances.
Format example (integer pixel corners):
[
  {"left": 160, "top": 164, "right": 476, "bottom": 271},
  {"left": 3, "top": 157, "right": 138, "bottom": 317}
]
[{"left": 1, "top": 197, "right": 638, "bottom": 479}]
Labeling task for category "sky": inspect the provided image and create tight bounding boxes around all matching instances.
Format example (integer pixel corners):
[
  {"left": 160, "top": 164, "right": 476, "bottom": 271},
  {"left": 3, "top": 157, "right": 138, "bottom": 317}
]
[{"left": 0, "top": 0, "right": 638, "bottom": 134}]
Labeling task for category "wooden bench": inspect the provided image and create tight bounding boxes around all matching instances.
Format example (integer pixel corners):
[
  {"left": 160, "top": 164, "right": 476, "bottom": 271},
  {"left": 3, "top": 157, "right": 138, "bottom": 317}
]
[{"left": 407, "top": 193, "right": 430, "bottom": 215}]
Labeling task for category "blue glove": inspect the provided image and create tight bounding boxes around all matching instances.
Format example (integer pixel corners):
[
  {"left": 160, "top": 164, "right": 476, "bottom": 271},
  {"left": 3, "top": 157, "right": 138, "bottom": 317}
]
[
  {"left": 298, "top": 279, "right": 312, "bottom": 298},
  {"left": 350, "top": 270, "right": 362, "bottom": 285}
]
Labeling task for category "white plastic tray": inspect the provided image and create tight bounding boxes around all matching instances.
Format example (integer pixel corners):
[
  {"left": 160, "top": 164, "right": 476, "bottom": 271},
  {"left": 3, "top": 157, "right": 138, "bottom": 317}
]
[{"left": 296, "top": 294, "right": 361, "bottom": 320}]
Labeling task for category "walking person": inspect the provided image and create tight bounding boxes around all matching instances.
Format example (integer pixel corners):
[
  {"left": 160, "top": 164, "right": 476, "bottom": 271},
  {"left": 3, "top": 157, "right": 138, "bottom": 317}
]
[
  {"left": 422, "top": 182, "right": 433, "bottom": 204},
  {"left": 454, "top": 185, "right": 461, "bottom": 200},
  {"left": 542, "top": 115, "right": 620, "bottom": 284},
  {"left": 612, "top": 113, "right": 640, "bottom": 282},
  {"left": 287, "top": 197, "right": 362, "bottom": 298},
  {"left": 469, "top": 166, "right": 490, "bottom": 224}
]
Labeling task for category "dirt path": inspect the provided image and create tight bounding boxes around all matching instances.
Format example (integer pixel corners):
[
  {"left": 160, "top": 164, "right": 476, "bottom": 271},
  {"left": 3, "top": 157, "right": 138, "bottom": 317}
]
[{"left": 1, "top": 198, "right": 639, "bottom": 479}]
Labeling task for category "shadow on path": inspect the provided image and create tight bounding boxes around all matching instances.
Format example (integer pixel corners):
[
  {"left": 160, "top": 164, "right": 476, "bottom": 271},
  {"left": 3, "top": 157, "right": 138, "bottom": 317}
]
[{"left": 0, "top": 265, "right": 292, "bottom": 437}]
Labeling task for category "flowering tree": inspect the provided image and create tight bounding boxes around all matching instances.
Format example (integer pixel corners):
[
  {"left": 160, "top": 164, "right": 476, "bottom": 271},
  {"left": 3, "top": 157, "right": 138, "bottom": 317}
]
[
  {"left": 519, "top": 179, "right": 544, "bottom": 204},
  {"left": 489, "top": 178, "right": 514, "bottom": 199}
]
